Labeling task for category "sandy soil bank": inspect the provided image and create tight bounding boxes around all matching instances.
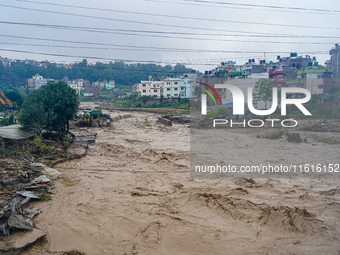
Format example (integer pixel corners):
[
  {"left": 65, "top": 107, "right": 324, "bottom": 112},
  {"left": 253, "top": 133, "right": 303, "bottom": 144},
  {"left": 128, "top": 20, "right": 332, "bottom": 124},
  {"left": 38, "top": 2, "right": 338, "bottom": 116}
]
[{"left": 23, "top": 111, "right": 340, "bottom": 255}]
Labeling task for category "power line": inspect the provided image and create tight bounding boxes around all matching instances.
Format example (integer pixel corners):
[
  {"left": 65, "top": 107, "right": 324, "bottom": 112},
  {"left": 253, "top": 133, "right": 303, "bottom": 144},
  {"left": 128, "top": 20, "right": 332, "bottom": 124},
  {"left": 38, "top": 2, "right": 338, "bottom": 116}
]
[
  {"left": 0, "top": 45, "right": 245, "bottom": 65},
  {"left": 0, "top": 34, "right": 328, "bottom": 54},
  {"left": 0, "top": 48, "right": 332, "bottom": 82},
  {"left": 0, "top": 21, "right": 336, "bottom": 45},
  {"left": 0, "top": 43, "right": 326, "bottom": 64},
  {"left": 145, "top": 0, "right": 340, "bottom": 15},
  {"left": 0, "top": 18, "right": 335, "bottom": 39},
  {"left": 0, "top": 43, "right": 270, "bottom": 63},
  {"left": 0, "top": 48, "right": 255, "bottom": 66},
  {"left": 1, "top": 53, "right": 336, "bottom": 81},
  {"left": 0, "top": 34, "right": 276, "bottom": 53},
  {"left": 0, "top": 4, "right": 339, "bottom": 39},
  {"left": 0, "top": 48, "right": 328, "bottom": 66},
  {"left": 179, "top": 0, "right": 340, "bottom": 13},
  {"left": 12, "top": 0, "right": 340, "bottom": 30}
]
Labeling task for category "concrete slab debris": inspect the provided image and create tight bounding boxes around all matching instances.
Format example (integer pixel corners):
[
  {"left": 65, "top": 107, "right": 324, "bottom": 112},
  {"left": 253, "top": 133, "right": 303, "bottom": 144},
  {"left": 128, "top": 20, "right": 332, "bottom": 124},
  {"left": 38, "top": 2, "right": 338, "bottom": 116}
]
[{"left": 0, "top": 125, "right": 35, "bottom": 140}]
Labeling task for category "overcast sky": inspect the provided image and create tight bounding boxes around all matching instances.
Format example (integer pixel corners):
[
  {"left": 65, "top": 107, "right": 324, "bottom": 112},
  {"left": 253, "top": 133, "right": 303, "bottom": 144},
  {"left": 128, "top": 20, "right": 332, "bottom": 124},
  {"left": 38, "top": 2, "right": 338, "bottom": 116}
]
[{"left": 0, "top": 0, "right": 339, "bottom": 72}]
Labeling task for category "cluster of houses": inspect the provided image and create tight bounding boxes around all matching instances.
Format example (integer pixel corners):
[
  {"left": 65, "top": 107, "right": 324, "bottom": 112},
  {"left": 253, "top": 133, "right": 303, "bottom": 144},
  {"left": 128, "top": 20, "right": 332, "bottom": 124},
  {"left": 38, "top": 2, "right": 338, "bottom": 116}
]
[
  {"left": 0, "top": 57, "right": 73, "bottom": 69},
  {"left": 26, "top": 75, "right": 116, "bottom": 97},
  {"left": 134, "top": 44, "right": 340, "bottom": 104},
  {"left": 6, "top": 43, "right": 340, "bottom": 105}
]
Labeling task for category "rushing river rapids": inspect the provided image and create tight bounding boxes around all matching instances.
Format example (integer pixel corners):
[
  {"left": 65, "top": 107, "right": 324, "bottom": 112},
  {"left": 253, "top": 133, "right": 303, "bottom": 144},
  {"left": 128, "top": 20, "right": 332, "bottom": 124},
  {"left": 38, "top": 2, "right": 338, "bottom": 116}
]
[{"left": 22, "top": 110, "right": 340, "bottom": 255}]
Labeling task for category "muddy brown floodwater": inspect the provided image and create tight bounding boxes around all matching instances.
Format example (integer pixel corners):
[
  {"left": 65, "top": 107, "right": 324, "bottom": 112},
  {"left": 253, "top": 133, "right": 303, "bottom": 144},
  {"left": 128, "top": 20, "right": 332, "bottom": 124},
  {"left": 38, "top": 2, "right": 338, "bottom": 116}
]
[{"left": 23, "top": 111, "right": 340, "bottom": 255}]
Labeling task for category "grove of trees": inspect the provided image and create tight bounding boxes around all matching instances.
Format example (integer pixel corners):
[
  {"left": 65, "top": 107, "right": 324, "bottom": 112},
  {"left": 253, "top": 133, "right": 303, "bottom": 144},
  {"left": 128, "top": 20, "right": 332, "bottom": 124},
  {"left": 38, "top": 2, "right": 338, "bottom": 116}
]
[
  {"left": 19, "top": 81, "right": 79, "bottom": 134},
  {"left": 0, "top": 59, "right": 196, "bottom": 89}
]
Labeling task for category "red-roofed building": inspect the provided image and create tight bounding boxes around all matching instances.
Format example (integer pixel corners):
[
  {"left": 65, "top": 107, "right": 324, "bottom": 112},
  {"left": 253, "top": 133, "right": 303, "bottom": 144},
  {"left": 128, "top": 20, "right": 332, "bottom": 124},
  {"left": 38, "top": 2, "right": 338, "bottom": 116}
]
[{"left": 269, "top": 69, "right": 286, "bottom": 87}]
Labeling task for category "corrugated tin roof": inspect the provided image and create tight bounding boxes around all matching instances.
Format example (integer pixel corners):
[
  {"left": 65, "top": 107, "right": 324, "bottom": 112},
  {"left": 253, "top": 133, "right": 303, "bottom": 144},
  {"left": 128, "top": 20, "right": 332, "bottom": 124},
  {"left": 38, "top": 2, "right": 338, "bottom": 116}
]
[{"left": 0, "top": 125, "right": 35, "bottom": 140}]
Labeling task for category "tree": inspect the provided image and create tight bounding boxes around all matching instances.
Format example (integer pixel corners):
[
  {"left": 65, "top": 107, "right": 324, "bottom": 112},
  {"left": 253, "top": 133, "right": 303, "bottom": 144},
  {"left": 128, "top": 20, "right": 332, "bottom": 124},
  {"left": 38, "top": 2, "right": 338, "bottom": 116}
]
[
  {"left": 19, "top": 81, "right": 79, "bottom": 134},
  {"left": 8, "top": 114, "right": 14, "bottom": 125},
  {"left": 19, "top": 89, "right": 56, "bottom": 134},
  {"left": 253, "top": 79, "right": 274, "bottom": 109},
  {"left": 5, "top": 90, "right": 24, "bottom": 108}
]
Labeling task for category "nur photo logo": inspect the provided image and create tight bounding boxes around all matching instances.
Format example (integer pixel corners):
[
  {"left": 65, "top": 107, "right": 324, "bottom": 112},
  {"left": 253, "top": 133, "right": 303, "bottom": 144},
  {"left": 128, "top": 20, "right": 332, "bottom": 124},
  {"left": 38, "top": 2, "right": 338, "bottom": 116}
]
[{"left": 199, "top": 82, "right": 312, "bottom": 128}]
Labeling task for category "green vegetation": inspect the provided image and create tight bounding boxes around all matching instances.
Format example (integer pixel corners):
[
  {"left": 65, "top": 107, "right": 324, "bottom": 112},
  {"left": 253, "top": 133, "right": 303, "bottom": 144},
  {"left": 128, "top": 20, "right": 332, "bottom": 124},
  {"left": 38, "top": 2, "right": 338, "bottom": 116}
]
[
  {"left": 0, "top": 59, "right": 196, "bottom": 89},
  {"left": 253, "top": 78, "right": 275, "bottom": 109},
  {"left": 32, "top": 134, "right": 52, "bottom": 155},
  {"left": 0, "top": 138, "right": 5, "bottom": 155},
  {"left": 296, "top": 68, "right": 331, "bottom": 75},
  {"left": 113, "top": 94, "right": 142, "bottom": 107},
  {"left": 19, "top": 81, "right": 79, "bottom": 134},
  {"left": 62, "top": 133, "right": 73, "bottom": 147},
  {"left": 4, "top": 89, "right": 25, "bottom": 108},
  {"left": 112, "top": 94, "right": 190, "bottom": 109},
  {"left": 0, "top": 134, "right": 69, "bottom": 160},
  {"left": 286, "top": 79, "right": 304, "bottom": 85},
  {"left": 0, "top": 113, "right": 15, "bottom": 127},
  {"left": 207, "top": 107, "right": 228, "bottom": 118},
  {"left": 147, "top": 101, "right": 189, "bottom": 108}
]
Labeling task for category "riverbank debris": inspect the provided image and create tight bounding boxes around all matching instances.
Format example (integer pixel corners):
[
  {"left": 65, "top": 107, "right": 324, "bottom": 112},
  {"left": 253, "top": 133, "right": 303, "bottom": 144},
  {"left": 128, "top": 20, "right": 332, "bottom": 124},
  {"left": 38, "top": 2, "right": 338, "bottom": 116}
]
[{"left": 0, "top": 160, "right": 57, "bottom": 251}]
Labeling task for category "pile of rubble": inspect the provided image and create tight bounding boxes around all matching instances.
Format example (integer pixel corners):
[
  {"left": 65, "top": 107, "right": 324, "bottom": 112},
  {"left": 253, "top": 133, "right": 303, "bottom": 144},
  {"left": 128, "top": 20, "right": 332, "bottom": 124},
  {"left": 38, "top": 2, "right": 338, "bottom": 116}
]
[
  {"left": 162, "top": 115, "right": 190, "bottom": 124},
  {"left": 0, "top": 160, "right": 61, "bottom": 252},
  {"left": 66, "top": 131, "right": 97, "bottom": 160}
]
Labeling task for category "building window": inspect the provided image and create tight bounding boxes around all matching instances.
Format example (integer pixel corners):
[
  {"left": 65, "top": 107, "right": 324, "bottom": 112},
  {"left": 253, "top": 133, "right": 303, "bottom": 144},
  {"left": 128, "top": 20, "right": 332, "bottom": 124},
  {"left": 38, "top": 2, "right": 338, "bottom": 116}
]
[
  {"left": 174, "top": 88, "right": 178, "bottom": 91},
  {"left": 154, "top": 90, "right": 157, "bottom": 92},
  {"left": 317, "top": 75, "right": 324, "bottom": 79},
  {"left": 143, "top": 84, "right": 146, "bottom": 87},
  {"left": 174, "top": 94, "right": 178, "bottom": 96},
  {"left": 153, "top": 95, "right": 157, "bottom": 97},
  {"left": 317, "top": 85, "right": 323, "bottom": 89},
  {"left": 167, "top": 94, "right": 170, "bottom": 97},
  {"left": 167, "top": 88, "right": 170, "bottom": 91},
  {"left": 167, "top": 82, "right": 170, "bottom": 85},
  {"left": 142, "top": 90, "right": 146, "bottom": 93},
  {"left": 174, "top": 82, "right": 178, "bottom": 85}
]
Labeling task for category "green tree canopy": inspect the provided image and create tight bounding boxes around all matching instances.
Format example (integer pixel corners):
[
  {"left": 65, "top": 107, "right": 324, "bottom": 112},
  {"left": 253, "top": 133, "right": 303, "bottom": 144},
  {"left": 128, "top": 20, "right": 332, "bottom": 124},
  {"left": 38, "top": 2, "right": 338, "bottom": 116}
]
[
  {"left": 0, "top": 59, "right": 197, "bottom": 89},
  {"left": 253, "top": 78, "right": 274, "bottom": 109},
  {"left": 19, "top": 81, "right": 79, "bottom": 134},
  {"left": 4, "top": 90, "right": 24, "bottom": 108}
]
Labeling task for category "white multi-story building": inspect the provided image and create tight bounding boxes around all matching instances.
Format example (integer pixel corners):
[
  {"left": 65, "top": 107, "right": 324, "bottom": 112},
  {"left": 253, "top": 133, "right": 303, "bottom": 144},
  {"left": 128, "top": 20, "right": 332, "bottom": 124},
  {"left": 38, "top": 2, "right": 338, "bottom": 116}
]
[
  {"left": 28, "top": 74, "right": 48, "bottom": 89},
  {"left": 138, "top": 81, "right": 163, "bottom": 98},
  {"left": 136, "top": 76, "right": 197, "bottom": 99},
  {"left": 76, "top": 79, "right": 84, "bottom": 88},
  {"left": 305, "top": 73, "right": 324, "bottom": 95},
  {"left": 180, "top": 73, "right": 197, "bottom": 98},
  {"left": 162, "top": 78, "right": 181, "bottom": 98},
  {"left": 180, "top": 78, "right": 191, "bottom": 98}
]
